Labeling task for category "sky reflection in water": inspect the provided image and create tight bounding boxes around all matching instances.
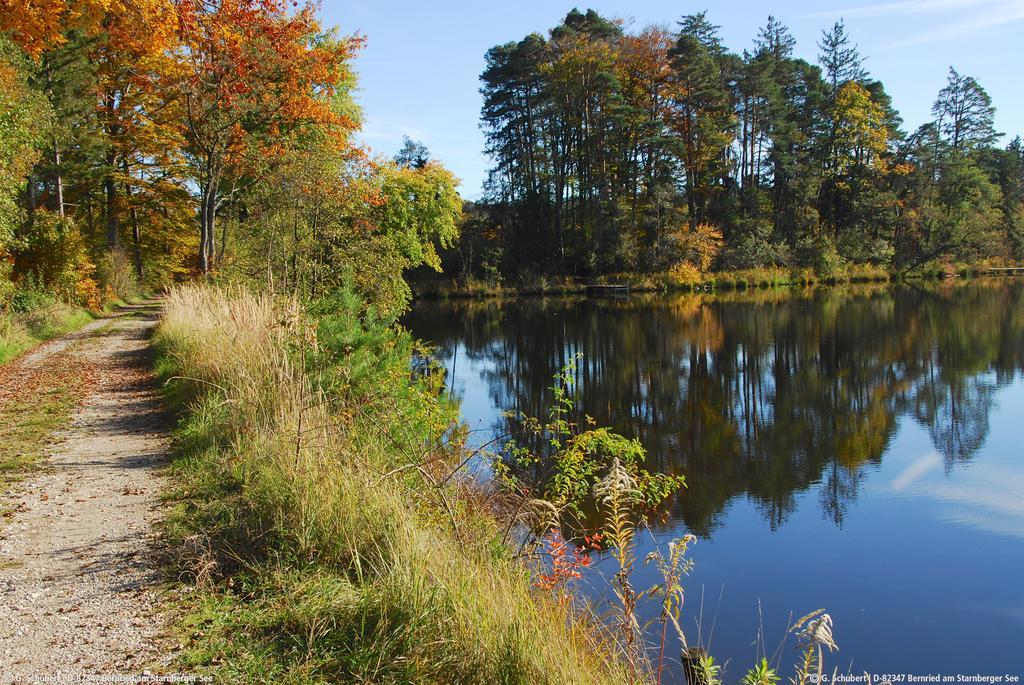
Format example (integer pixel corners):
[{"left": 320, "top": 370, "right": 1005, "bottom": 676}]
[{"left": 404, "top": 281, "right": 1024, "bottom": 678}]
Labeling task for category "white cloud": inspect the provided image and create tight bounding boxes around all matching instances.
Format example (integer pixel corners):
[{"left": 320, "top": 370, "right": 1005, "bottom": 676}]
[
  {"left": 896, "top": 460, "right": 1024, "bottom": 539},
  {"left": 359, "top": 120, "right": 399, "bottom": 141},
  {"left": 805, "top": 0, "right": 991, "bottom": 18},
  {"left": 358, "top": 122, "right": 426, "bottom": 144},
  {"left": 891, "top": 0, "right": 1024, "bottom": 46},
  {"left": 891, "top": 450, "right": 942, "bottom": 491},
  {"left": 805, "top": 0, "right": 1024, "bottom": 47}
]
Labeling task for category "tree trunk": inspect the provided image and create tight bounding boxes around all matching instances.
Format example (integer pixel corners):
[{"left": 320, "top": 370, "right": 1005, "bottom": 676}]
[
  {"left": 218, "top": 212, "right": 228, "bottom": 265},
  {"left": 206, "top": 199, "right": 216, "bottom": 269},
  {"left": 53, "top": 140, "right": 64, "bottom": 218},
  {"left": 120, "top": 161, "right": 143, "bottom": 280},
  {"left": 85, "top": 190, "right": 95, "bottom": 235},
  {"left": 26, "top": 176, "right": 36, "bottom": 224},
  {"left": 198, "top": 175, "right": 219, "bottom": 274},
  {"left": 130, "top": 205, "right": 143, "bottom": 281},
  {"left": 105, "top": 170, "right": 120, "bottom": 249},
  {"left": 198, "top": 187, "right": 209, "bottom": 274}
]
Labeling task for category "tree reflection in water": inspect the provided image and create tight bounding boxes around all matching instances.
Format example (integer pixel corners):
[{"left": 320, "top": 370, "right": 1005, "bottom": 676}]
[{"left": 404, "top": 280, "right": 1024, "bottom": 536}]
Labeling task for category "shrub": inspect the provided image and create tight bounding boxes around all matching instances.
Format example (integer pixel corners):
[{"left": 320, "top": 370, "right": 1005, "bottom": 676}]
[
  {"left": 664, "top": 222, "right": 723, "bottom": 273},
  {"left": 12, "top": 211, "right": 102, "bottom": 308},
  {"left": 96, "top": 248, "right": 139, "bottom": 302},
  {"left": 795, "top": 233, "right": 848, "bottom": 280},
  {"left": 7, "top": 279, "right": 57, "bottom": 313},
  {"left": 720, "top": 220, "right": 790, "bottom": 270},
  {"left": 668, "top": 261, "right": 702, "bottom": 286}
]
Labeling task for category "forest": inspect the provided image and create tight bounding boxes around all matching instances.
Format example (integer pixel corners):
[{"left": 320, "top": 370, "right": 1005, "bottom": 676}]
[
  {"left": 0, "top": 0, "right": 460, "bottom": 332},
  {"left": 446, "top": 9, "right": 1024, "bottom": 284},
  {"left": 3, "top": 5, "right": 1022, "bottom": 312}
]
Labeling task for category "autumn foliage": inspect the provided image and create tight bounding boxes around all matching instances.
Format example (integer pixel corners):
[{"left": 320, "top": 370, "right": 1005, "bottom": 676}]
[
  {"left": 469, "top": 10, "right": 1021, "bottom": 282},
  {"left": 165, "top": 0, "right": 367, "bottom": 271},
  {"left": 533, "top": 528, "right": 596, "bottom": 596},
  {"left": 0, "top": 0, "right": 460, "bottom": 307}
]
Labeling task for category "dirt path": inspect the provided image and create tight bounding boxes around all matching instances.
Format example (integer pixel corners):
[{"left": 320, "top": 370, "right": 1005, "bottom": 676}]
[{"left": 0, "top": 303, "right": 169, "bottom": 680}]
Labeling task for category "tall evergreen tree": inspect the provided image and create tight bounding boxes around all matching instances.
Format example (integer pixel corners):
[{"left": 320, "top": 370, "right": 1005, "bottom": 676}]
[
  {"left": 932, "top": 67, "right": 998, "bottom": 153},
  {"left": 668, "top": 12, "right": 734, "bottom": 229},
  {"left": 395, "top": 136, "right": 430, "bottom": 169},
  {"left": 817, "top": 20, "right": 865, "bottom": 94}
]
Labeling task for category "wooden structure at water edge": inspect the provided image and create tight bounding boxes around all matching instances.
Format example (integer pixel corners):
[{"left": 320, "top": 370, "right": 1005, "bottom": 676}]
[{"left": 583, "top": 283, "right": 631, "bottom": 295}]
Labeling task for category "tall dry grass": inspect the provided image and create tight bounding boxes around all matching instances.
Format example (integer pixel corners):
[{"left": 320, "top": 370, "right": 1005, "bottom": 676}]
[{"left": 156, "top": 284, "right": 637, "bottom": 684}]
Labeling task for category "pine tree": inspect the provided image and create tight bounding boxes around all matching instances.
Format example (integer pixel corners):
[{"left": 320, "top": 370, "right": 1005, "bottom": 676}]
[
  {"left": 668, "top": 12, "right": 734, "bottom": 228},
  {"left": 817, "top": 20, "right": 866, "bottom": 95},
  {"left": 395, "top": 137, "right": 430, "bottom": 169},
  {"left": 932, "top": 67, "right": 998, "bottom": 153}
]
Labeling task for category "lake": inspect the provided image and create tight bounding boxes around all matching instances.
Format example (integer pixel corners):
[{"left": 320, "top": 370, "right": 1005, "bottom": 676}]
[{"left": 404, "top": 280, "right": 1024, "bottom": 681}]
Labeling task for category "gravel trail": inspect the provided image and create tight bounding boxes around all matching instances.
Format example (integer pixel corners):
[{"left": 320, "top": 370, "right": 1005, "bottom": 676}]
[{"left": 0, "top": 303, "right": 170, "bottom": 681}]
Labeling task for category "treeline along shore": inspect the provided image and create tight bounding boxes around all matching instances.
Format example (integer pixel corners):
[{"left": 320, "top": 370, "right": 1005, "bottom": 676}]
[
  {"left": 417, "top": 9, "right": 1022, "bottom": 294},
  {"left": 0, "top": 2, "right": 1020, "bottom": 683}
]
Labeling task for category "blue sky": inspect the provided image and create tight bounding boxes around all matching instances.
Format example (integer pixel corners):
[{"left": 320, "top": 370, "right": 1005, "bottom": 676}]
[{"left": 321, "top": 0, "right": 1024, "bottom": 198}]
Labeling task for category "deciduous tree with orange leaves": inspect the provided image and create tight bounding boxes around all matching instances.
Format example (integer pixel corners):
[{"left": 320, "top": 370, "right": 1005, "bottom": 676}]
[{"left": 168, "top": 0, "right": 362, "bottom": 273}]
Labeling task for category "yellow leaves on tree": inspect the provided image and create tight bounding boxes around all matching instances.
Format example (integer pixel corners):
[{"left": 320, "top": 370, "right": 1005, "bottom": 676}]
[
  {"left": 668, "top": 222, "right": 724, "bottom": 281},
  {"left": 0, "top": 57, "right": 45, "bottom": 185},
  {"left": 615, "top": 28, "right": 674, "bottom": 137},
  {"left": 375, "top": 162, "right": 462, "bottom": 273},
  {"left": 1, "top": 0, "right": 462, "bottom": 293},
  {"left": 542, "top": 34, "right": 618, "bottom": 126},
  {"left": 0, "top": 38, "right": 52, "bottom": 245},
  {"left": 0, "top": 0, "right": 175, "bottom": 59},
  {"left": 831, "top": 82, "right": 889, "bottom": 175},
  {"left": 0, "top": 0, "right": 66, "bottom": 59},
  {"left": 172, "top": 0, "right": 362, "bottom": 154}
]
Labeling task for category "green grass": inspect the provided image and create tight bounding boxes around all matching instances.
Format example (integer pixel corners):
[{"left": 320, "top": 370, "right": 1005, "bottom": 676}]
[
  {"left": 155, "top": 285, "right": 636, "bottom": 685},
  {"left": 417, "top": 260, "right": 1024, "bottom": 299},
  {"left": 0, "top": 349, "right": 92, "bottom": 495},
  {"left": 0, "top": 304, "right": 96, "bottom": 365},
  {"left": 415, "top": 265, "right": 902, "bottom": 298}
]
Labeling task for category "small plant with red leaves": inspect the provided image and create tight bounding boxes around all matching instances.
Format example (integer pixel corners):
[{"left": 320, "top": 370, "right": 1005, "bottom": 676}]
[
  {"left": 532, "top": 529, "right": 593, "bottom": 601},
  {"left": 581, "top": 531, "right": 604, "bottom": 551}
]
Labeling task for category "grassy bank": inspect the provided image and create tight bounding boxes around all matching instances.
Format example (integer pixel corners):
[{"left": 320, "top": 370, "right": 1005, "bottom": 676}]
[
  {"left": 413, "top": 260, "right": 1022, "bottom": 299},
  {"left": 411, "top": 267, "right": 892, "bottom": 299},
  {"left": 155, "top": 285, "right": 634, "bottom": 684},
  {"left": 0, "top": 295, "right": 100, "bottom": 494},
  {"left": 0, "top": 338, "right": 95, "bottom": 497},
  {"left": 0, "top": 301, "right": 96, "bottom": 365}
]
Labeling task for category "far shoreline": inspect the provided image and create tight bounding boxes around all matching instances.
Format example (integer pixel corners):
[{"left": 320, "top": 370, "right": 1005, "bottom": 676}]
[{"left": 412, "top": 264, "right": 1024, "bottom": 300}]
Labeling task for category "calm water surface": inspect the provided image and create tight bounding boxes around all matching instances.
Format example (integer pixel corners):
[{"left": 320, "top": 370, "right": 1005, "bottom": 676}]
[{"left": 404, "top": 281, "right": 1024, "bottom": 679}]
